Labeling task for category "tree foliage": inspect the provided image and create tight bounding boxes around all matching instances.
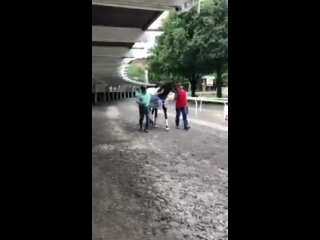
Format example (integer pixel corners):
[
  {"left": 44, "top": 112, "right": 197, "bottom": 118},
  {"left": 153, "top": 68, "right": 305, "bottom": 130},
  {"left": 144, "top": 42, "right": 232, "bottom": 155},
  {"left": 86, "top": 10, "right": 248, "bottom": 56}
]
[
  {"left": 148, "top": 0, "right": 228, "bottom": 97},
  {"left": 126, "top": 63, "right": 145, "bottom": 82},
  {"left": 196, "top": 0, "right": 228, "bottom": 97},
  {"left": 222, "top": 72, "right": 228, "bottom": 86}
]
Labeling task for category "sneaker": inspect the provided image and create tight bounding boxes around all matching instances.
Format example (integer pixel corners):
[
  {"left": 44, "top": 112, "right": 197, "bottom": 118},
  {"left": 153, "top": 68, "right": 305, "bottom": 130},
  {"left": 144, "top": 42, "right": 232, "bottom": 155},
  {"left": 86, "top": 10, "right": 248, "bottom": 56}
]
[
  {"left": 144, "top": 129, "right": 149, "bottom": 133},
  {"left": 184, "top": 126, "right": 190, "bottom": 131},
  {"left": 176, "top": 126, "right": 180, "bottom": 129},
  {"left": 166, "top": 126, "right": 169, "bottom": 131}
]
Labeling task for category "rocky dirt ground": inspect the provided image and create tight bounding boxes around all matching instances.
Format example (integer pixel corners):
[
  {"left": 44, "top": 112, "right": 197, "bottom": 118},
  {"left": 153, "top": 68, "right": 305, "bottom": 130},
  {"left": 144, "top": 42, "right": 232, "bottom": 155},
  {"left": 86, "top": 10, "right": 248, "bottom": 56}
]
[{"left": 92, "top": 100, "right": 228, "bottom": 240}]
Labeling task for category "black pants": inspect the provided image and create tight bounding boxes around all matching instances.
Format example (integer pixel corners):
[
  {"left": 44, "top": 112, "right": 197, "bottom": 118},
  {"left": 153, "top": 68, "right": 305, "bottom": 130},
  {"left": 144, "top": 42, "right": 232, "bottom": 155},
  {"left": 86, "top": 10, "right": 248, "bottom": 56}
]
[
  {"left": 139, "top": 106, "right": 149, "bottom": 130},
  {"left": 151, "top": 108, "right": 158, "bottom": 119}
]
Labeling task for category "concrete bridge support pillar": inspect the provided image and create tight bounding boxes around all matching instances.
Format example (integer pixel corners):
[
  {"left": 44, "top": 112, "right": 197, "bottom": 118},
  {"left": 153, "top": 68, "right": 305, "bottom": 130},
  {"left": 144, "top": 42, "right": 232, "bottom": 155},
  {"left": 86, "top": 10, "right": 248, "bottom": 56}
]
[
  {"left": 103, "top": 83, "right": 107, "bottom": 102},
  {"left": 105, "top": 85, "right": 110, "bottom": 101},
  {"left": 132, "top": 86, "right": 136, "bottom": 98},
  {"left": 125, "top": 86, "right": 130, "bottom": 99},
  {"left": 110, "top": 86, "right": 114, "bottom": 101},
  {"left": 92, "top": 80, "right": 95, "bottom": 105},
  {"left": 117, "top": 86, "right": 121, "bottom": 100},
  {"left": 94, "top": 83, "right": 98, "bottom": 104},
  {"left": 129, "top": 89, "right": 132, "bottom": 98},
  {"left": 113, "top": 87, "right": 117, "bottom": 100}
]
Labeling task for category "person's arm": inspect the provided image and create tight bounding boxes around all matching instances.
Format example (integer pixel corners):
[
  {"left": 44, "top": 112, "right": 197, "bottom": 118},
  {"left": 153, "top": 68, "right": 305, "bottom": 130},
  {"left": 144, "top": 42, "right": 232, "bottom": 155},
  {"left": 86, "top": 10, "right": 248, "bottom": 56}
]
[
  {"left": 135, "top": 92, "right": 142, "bottom": 104},
  {"left": 136, "top": 97, "right": 143, "bottom": 105}
]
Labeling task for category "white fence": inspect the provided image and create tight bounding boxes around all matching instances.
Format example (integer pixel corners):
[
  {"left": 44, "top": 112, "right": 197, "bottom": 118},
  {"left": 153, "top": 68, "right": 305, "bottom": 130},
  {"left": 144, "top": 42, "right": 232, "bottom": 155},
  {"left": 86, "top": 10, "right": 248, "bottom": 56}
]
[{"left": 167, "top": 94, "right": 228, "bottom": 121}]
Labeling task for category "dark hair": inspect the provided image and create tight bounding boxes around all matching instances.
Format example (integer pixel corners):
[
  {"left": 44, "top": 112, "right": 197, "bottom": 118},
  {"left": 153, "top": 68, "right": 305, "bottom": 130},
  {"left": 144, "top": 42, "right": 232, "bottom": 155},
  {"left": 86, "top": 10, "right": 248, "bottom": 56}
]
[{"left": 140, "top": 86, "right": 146, "bottom": 93}]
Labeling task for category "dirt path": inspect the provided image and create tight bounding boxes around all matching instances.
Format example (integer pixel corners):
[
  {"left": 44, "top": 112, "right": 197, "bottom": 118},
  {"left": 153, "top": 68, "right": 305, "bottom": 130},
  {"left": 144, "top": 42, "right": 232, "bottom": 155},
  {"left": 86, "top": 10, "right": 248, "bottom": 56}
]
[{"left": 92, "top": 100, "right": 228, "bottom": 240}]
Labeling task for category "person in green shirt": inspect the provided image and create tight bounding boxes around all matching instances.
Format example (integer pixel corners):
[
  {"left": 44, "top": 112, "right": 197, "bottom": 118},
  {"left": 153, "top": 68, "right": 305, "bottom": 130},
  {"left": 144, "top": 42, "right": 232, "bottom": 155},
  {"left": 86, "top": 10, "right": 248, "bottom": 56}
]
[{"left": 136, "top": 86, "right": 152, "bottom": 133}]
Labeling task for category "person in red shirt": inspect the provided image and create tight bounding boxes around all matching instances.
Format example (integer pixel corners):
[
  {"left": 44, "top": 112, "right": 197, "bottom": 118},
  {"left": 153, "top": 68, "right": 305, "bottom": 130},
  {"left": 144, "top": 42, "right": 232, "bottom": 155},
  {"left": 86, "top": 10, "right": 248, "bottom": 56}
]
[{"left": 175, "top": 84, "right": 190, "bottom": 130}]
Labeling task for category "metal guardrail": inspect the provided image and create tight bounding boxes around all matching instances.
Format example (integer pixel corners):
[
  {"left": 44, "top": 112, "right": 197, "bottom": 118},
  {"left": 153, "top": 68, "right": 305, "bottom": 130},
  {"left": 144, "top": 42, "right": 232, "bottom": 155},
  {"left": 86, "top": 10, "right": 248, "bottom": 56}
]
[{"left": 167, "top": 96, "right": 228, "bottom": 120}]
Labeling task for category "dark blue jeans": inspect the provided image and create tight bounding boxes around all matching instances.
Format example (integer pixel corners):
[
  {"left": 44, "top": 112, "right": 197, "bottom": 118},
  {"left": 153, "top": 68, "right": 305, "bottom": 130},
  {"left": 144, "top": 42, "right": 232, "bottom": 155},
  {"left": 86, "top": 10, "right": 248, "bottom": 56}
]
[
  {"left": 175, "top": 107, "right": 188, "bottom": 128},
  {"left": 139, "top": 106, "right": 149, "bottom": 130}
]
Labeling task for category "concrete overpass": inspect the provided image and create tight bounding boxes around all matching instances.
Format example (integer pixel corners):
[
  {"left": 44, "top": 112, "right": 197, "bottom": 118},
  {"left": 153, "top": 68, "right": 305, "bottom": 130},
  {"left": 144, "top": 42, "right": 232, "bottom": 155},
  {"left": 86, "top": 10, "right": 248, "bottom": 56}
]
[{"left": 92, "top": 0, "right": 198, "bottom": 104}]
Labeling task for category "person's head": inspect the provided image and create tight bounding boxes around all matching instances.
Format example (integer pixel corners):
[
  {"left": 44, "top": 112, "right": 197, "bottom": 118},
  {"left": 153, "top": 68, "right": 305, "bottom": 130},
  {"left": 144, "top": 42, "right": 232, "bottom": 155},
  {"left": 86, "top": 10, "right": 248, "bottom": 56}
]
[
  {"left": 172, "top": 82, "right": 180, "bottom": 92},
  {"left": 179, "top": 83, "right": 184, "bottom": 89},
  {"left": 140, "top": 85, "right": 147, "bottom": 94}
]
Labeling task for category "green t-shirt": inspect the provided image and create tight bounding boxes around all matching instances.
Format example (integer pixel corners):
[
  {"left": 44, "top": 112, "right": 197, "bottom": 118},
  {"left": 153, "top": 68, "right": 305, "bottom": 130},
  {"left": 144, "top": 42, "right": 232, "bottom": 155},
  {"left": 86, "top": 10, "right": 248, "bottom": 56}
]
[{"left": 136, "top": 92, "right": 151, "bottom": 107}]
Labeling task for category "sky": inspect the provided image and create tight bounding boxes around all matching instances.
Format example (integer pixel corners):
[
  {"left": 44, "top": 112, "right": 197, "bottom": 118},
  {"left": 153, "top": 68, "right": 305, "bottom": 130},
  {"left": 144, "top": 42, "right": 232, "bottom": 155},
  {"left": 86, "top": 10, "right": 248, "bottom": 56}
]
[{"left": 131, "top": 11, "right": 168, "bottom": 57}]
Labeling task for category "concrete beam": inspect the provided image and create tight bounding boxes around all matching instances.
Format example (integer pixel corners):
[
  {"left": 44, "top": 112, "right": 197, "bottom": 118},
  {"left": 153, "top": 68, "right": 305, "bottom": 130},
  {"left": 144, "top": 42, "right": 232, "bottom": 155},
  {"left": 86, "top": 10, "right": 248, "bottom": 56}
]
[
  {"left": 92, "top": 58, "right": 124, "bottom": 69},
  {"left": 92, "top": 47, "right": 150, "bottom": 62},
  {"left": 92, "top": 26, "right": 143, "bottom": 43},
  {"left": 94, "top": 73, "right": 122, "bottom": 78},
  {"left": 92, "top": 60, "right": 121, "bottom": 65},
  {"left": 91, "top": 1, "right": 193, "bottom": 84},
  {"left": 92, "top": 0, "right": 176, "bottom": 11},
  {"left": 92, "top": 63, "right": 121, "bottom": 68},
  {"left": 92, "top": 68, "right": 120, "bottom": 74},
  {"left": 92, "top": 70, "right": 121, "bottom": 76},
  {"left": 92, "top": 26, "right": 163, "bottom": 43},
  {"left": 93, "top": 76, "right": 123, "bottom": 81},
  {"left": 92, "top": 68, "right": 120, "bottom": 73},
  {"left": 92, "top": 46, "right": 128, "bottom": 56}
]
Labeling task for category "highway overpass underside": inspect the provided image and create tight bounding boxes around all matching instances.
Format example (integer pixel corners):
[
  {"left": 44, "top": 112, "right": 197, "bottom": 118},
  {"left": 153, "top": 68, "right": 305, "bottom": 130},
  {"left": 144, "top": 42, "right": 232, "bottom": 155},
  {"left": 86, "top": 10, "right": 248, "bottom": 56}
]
[
  {"left": 92, "top": 4, "right": 162, "bottom": 104},
  {"left": 92, "top": 1, "right": 195, "bottom": 104},
  {"left": 92, "top": 5, "right": 162, "bottom": 81},
  {"left": 92, "top": 4, "right": 162, "bottom": 103}
]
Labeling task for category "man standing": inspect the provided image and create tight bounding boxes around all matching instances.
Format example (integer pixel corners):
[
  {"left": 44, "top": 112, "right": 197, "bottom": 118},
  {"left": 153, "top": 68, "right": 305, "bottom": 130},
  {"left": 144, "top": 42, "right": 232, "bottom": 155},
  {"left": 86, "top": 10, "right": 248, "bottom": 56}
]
[
  {"left": 175, "top": 84, "right": 190, "bottom": 131},
  {"left": 136, "top": 86, "right": 151, "bottom": 133}
]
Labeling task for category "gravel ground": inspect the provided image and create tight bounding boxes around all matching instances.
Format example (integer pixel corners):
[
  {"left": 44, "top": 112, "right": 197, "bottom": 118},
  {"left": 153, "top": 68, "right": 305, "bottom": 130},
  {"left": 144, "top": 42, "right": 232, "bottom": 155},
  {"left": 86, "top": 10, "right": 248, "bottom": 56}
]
[{"left": 92, "top": 99, "right": 228, "bottom": 240}]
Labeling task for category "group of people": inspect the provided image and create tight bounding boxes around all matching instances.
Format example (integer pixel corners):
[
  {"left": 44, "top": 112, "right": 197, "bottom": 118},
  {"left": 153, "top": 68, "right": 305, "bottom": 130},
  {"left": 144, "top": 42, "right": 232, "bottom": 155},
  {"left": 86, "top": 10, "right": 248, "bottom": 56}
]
[{"left": 135, "top": 83, "right": 190, "bottom": 133}]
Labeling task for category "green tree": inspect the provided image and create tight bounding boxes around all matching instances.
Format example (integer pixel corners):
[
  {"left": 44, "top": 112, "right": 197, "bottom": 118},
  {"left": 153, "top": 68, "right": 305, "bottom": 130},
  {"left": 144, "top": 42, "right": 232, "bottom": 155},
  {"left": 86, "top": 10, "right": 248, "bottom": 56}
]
[
  {"left": 148, "top": 0, "right": 228, "bottom": 97},
  {"left": 148, "top": 12, "right": 204, "bottom": 96},
  {"left": 145, "top": 62, "right": 169, "bottom": 84},
  {"left": 222, "top": 72, "right": 228, "bottom": 87},
  {"left": 146, "top": 63, "right": 186, "bottom": 85},
  {"left": 126, "top": 63, "right": 145, "bottom": 82},
  {"left": 196, "top": 0, "right": 228, "bottom": 97}
]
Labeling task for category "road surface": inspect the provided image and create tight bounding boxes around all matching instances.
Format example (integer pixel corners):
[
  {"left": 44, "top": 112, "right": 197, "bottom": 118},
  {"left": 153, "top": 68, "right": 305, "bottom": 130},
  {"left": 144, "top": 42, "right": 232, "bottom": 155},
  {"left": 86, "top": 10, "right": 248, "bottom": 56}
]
[{"left": 92, "top": 99, "right": 228, "bottom": 240}]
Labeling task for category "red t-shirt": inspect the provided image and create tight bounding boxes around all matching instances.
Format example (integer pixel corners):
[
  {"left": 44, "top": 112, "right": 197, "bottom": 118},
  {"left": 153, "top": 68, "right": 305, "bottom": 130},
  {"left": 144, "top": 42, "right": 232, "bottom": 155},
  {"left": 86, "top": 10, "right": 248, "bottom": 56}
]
[{"left": 175, "top": 89, "right": 188, "bottom": 108}]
